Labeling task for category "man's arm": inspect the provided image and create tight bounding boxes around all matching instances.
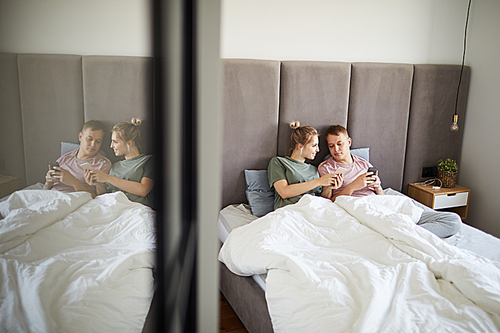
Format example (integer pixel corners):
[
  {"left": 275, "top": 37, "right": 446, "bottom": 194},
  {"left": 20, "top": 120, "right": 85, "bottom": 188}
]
[
  {"left": 330, "top": 172, "right": 378, "bottom": 201},
  {"left": 52, "top": 166, "right": 96, "bottom": 197}
]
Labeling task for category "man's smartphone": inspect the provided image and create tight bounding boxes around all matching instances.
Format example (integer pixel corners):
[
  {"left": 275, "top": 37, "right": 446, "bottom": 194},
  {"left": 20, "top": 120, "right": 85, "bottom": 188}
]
[
  {"left": 334, "top": 167, "right": 347, "bottom": 176},
  {"left": 49, "top": 162, "right": 60, "bottom": 172},
  {"left": 80, "top": 162, "right": 94, "bottom": 170},
  {"left": 366, "top": 167, "right": 377, "bottom": 180}
]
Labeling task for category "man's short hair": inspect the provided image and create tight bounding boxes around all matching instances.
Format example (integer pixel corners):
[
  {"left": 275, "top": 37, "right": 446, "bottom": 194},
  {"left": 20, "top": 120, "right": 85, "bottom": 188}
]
[
  {"left": 82, "top": 120, "right": 105, "bottom": 133},
  {"left": 325, "top": 125, "right": 349, "bottom": 138}
]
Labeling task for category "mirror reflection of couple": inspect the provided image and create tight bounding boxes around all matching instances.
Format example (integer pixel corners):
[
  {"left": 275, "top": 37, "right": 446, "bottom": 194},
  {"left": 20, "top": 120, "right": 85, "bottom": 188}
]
[
  {"left": 268, "top": 122, "right": 383, "bottom": 211},
  {"left": 43, "top": 119, "right": 154, "bottom": 208}
]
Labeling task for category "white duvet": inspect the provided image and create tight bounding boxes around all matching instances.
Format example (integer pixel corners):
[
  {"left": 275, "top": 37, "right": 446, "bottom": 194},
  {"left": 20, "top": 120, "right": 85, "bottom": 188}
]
[
  {"left": 0, "top": 190, "right": 156, "bottom": 333},
  {"left": 219, "top": 194, "right": 500, "bottom": 332}
]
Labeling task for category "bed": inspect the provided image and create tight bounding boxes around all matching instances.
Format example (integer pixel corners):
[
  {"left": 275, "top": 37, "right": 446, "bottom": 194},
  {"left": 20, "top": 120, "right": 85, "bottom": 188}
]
[
  {"left": 218, "top": 59, "right": 500, "bottom": 332},
  {"left": 0, "top": 53, "right": 156, "bottom": 332},
  {"left": 0, "top": 189, "right": 155, "bottom": 332}
]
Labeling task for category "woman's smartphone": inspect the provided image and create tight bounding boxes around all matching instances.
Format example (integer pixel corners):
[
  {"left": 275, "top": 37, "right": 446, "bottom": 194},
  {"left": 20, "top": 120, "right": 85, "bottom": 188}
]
[
  {"left": 80, "top": 162, "right": 94, "bottom": 170},
  {"left": 334, "top": 167, "right": 347, "bottom": 176}
]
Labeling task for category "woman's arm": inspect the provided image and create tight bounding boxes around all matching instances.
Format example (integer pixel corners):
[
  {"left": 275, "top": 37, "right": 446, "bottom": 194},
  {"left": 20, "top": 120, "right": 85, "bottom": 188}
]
[
  {"left": 274, "top": 173, "right": 337, "bottom": 200},
  {"left": 106, "top": 176, "right": 154, "bottom": 197},
  {"left": 320, "top": 174, "right": 343, "bottom": 199},
  {"left": 90, "top": 170, "right": 155, "bottom": 197}
]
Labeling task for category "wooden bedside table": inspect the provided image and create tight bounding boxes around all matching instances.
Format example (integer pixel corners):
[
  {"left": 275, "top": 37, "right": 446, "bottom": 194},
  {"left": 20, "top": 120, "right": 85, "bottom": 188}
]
[
  {"left": 408, "top": 183, "right": 470, "bottom": 220},
  {"left": 0, "top": 176, "right": 21, "bottom": 199}
]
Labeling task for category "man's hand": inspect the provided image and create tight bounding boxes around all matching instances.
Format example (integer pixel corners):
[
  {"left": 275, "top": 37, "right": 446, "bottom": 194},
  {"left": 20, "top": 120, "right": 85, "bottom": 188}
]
[
  {"left": 367, "top": 172, "right": 384, "bottom": 195},
  {"left": 348, "top": 172, "right": 376, "bottom": 192},
  {"left": 42, "top": 166, "right": 59, "bottom": 190},
  {"left": 51, "top": 166, "right": 80, "bottom": 189}
]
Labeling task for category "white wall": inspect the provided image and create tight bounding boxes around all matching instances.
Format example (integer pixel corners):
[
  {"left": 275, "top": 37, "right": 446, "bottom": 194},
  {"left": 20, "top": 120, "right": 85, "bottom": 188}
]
[
  {"left": 221, "top": 0, "right": 467, "bottom": 64},
  {"left": 0, "top": 0, "right": 152, "bottom": 56},
  {"left": 221, "top": 0, "right": 500, "bottom": 237},
  {"left": 459, "top": 0, "right": 500, "bottom": 237}
]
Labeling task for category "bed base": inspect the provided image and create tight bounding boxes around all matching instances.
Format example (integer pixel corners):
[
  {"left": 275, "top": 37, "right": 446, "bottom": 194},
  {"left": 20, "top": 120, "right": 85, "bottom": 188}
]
[{"left": 219, "top": 262, "right": 273, "bottom": 333}]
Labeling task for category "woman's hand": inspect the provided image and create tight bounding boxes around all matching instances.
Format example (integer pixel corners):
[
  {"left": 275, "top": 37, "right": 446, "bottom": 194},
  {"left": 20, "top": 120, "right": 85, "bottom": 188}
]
[
  {"left": 84, "top": 169, "right": 96, "bottom": 185},
  {"left": 332, "top": 174, "right": 343, "bottom": 189},
  {"left": 89, "top": 170, "right": 109, "bottom": 184},
  {"left": 317, "top": 173, "right": 339, "bottom": 187}
]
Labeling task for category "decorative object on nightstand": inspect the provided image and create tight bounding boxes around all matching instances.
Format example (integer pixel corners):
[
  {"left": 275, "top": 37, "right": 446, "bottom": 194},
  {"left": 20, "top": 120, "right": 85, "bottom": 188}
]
[
  {"left": 408, "top": 183, "right": 470, "bottom": 220},
  {"left": 437, "top": 158, "right": 458, "bottom": 188},
  {"left": 0, "top": 175, "right": 20, "bottom": 199}
]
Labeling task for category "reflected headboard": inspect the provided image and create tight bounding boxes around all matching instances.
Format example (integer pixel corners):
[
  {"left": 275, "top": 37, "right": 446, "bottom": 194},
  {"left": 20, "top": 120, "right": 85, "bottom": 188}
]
[
  {"left": 221, "top": 59, "right": 469, "bottom": 208},
  {"left": 0, "top": 53, "right": 154, "bottom": 187}
]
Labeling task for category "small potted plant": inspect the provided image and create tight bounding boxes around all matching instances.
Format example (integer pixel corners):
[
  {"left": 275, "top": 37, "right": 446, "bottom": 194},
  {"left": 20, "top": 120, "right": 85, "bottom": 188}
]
[{"left": 437, "top": 158, "right": 458, "bottom": 188}]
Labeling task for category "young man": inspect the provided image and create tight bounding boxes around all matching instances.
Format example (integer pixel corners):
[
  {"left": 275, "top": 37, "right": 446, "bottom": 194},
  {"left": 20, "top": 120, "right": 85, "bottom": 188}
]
[
  {"left": 318, "top": 124, "right": 384, "bottom": 202},
  {"left": 43, "top": 120, "right": 111, "bottom": 197},
  {"left": 319, "top": 124, "right": 462, "bottom": 238}
]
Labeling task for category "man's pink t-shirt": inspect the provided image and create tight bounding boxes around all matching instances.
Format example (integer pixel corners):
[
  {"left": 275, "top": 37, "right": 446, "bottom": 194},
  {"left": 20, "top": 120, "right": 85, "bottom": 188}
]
[
  {"left": 51, "top": 149, "right": 111, "bottom": 196},
  {"left": 318, "top": 154, "right": 376, "bottom": 198}
]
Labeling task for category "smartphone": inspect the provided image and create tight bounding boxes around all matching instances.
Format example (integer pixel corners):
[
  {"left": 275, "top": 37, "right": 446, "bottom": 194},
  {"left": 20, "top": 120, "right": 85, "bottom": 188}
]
[
  {"left": 80, "top": 162, "right": 94, "bottom": 170},
  {"left": 334, "top": 167, "right": 347, "bottom": 176},
  {"left": 49, "top": 161, "right": 61, "bottom": 172},
  {"left": 366, "top": 167, "right": 378, "bottom": 178}
]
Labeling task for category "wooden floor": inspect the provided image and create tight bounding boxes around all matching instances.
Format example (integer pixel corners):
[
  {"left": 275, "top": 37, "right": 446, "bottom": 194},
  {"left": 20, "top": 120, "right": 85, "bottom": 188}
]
[{"left": 220, "top": 292, "right": 248, "bottom": 333}]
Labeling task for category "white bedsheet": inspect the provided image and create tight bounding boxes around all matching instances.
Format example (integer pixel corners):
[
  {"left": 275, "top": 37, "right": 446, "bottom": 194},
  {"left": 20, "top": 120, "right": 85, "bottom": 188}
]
[
  {"left": 219, "top": 194, "right": 500, "bottom": 332},
  {"left": 0, "top": 190, "right": 156, "bottom": 333}
]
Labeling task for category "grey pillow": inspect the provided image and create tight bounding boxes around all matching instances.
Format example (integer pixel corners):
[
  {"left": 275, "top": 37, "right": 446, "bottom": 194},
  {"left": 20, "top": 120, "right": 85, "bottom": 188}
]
[
  {"left": 324, "top": 147, "right": 370, "bottom": 162},
  {"left": 244, "top": 170, "right": 274, "bottom": 217},
  {"left": 61, "top": 142, "right": 108, "bottom": 158}
]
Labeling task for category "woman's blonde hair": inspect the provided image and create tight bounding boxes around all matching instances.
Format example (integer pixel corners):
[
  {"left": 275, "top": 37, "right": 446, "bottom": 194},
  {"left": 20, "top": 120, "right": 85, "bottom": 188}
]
[
  {"left": 112, "top": 118, "right": 142, "bottom": 152},
  {"left": 289, "top": 121, "right": 319, "bottom": 153}
]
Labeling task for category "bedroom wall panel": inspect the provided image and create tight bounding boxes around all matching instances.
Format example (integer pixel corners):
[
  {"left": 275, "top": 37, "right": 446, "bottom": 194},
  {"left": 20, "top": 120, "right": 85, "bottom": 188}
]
[
  {"left": 278, "top": 61, "right": 351, "bottom": 164},
  {"left": 221, "top": 59, "right": 280, "bottom": 207},
  {"left": 82, "top": 56, "right": 154, "bottom": 163},
  {"left": 403, "top": 65, "right": 469, "bottom": 193},
  {"left": 347, "top": 63, "right": 413, "bottom": 192},
  {"left": 0, "top": 53, "right": 26, "bottom": 187},
  {"left": 18, "top": 54, "right": 84, "bottom": 185}
]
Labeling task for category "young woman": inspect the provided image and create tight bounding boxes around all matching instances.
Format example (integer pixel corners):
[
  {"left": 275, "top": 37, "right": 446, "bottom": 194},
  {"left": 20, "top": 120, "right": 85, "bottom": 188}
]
[
  {"left": 86, "top": 118, "right": 155, "bottom": 208},
  {"left": 268, "top": 122, "right": 343, "bottom": 210}
]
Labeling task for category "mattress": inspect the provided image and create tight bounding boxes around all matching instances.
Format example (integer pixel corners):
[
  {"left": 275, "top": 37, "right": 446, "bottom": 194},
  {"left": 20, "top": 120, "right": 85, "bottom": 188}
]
[
  {"left": 218, "top": 203, "right": 267, "bottom": 290},
  {"left": 218, "top": 199, "right": 500, "bottom": 293}
]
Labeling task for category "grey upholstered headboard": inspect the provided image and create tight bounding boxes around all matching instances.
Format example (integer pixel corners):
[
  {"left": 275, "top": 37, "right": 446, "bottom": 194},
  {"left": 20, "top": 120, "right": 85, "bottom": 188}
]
[
  {"left": 0, "top": 53, "right": 153, "bottom": 187},
  {"left": 221, "top": 59, "right": 469, "bottom": 208}
]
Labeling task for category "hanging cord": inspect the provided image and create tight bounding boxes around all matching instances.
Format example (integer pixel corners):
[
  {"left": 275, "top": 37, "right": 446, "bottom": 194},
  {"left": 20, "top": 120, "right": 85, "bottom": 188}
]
[
  {"left": 454, "top": 0, "right": 472, "bottom": 116},
  {"left": 416, "top": 178, "right": 443, "bottom": 189}
]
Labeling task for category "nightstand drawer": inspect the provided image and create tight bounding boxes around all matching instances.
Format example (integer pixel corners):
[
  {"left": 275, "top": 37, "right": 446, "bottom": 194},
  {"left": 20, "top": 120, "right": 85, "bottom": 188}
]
[{"left": 434, "top": 192, "right": 468, "bottom": 209}]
